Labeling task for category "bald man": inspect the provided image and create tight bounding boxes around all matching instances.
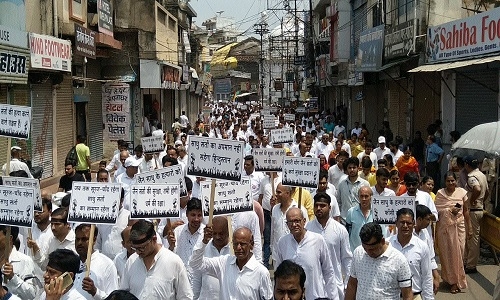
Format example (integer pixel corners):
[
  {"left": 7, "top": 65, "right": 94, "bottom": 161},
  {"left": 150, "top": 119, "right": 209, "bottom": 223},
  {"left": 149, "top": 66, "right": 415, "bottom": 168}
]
[{"left": 189, "top": 226, "right": 273, "bottom": 299}]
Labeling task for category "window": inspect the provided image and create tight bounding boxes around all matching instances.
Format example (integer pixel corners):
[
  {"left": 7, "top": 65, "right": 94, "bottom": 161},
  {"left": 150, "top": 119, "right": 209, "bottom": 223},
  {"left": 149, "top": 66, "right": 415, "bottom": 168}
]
[
  {"left": 168, "top": 16, "right": 176, "bottom": 31},
  {"left": 158, "top": 8, "right": 166, "bottom": 25}
]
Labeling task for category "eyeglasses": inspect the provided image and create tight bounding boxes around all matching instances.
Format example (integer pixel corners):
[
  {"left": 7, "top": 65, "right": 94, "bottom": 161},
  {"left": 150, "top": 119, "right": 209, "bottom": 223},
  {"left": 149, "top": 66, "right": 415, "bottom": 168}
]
[{"left": 286, "top": 219, "right": 303, "bottom": 225}]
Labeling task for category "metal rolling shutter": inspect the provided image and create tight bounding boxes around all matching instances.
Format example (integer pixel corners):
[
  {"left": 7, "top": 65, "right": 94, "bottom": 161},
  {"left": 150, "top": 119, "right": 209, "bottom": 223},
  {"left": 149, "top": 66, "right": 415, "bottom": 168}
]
[
  {"left": 55, "top": 74, "right": 75, "bottom": 174},
  {"left": 30, "top": 82, "right": 54, "bottom": 178},
  {"left": 455, "top": 69, "right": 498, "bottom": 134},
  {"left": 88, "top": 81, "right": 103, "bottom": 161}
]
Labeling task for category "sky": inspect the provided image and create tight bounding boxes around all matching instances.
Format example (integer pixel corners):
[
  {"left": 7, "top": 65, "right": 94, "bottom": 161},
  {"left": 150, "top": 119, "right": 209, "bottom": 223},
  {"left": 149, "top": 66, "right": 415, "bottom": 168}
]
[{"left": 189, "top": 0, "right": 308, "bottom": 36}]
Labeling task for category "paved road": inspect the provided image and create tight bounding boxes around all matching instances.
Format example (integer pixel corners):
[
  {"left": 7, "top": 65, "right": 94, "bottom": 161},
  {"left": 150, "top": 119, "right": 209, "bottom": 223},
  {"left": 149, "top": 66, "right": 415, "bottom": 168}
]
[{"left": 436, "top": 263, "right": 498, "bottom": 299}]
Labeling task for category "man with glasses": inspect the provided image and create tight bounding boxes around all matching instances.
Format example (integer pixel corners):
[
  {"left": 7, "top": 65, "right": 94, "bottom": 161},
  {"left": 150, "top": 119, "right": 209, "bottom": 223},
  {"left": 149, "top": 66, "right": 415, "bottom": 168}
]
[
  {"left": 189, "top": 226, "right": 272, "bottom": 299},
  {"left": 275, "top": 207, "right": 337, "bottom": 300},
  {"left": 401, "top": 172, "right": 438, "bottom": 223},
  {"left": 120, "top": 220, "right": 192, "bottom": 299},
  {"left": 345, "top": 222, "right": 413, "bottom": 300}
]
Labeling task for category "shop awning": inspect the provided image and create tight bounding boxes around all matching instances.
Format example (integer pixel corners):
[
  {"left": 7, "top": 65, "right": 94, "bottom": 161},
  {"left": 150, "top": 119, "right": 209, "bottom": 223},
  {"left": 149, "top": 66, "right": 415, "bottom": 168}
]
[
  {"left": 235, "top": 92, "right": 256, "bottom": 98},
  {"left": 408, "top": 55, "right": 500, "bottom": 73}
]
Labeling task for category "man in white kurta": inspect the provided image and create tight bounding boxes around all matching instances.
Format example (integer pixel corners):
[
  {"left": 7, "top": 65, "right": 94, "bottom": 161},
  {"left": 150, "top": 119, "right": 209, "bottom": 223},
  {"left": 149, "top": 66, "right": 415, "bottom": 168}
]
[{"left": 275, "top": 208, "right": 338, "bottom": 300}]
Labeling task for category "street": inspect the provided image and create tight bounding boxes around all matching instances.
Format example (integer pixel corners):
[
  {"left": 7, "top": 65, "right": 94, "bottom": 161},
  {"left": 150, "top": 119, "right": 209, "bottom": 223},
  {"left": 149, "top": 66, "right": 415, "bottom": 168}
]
[{"left": 436, "top": 264, "right": 498, "bottom": 299}]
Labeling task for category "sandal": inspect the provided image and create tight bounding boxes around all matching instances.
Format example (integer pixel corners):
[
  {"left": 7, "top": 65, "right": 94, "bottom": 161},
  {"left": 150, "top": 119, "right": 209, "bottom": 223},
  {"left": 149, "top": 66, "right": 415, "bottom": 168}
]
[{"left": 450, "top": 284, "right": 461, "bottom": 294}]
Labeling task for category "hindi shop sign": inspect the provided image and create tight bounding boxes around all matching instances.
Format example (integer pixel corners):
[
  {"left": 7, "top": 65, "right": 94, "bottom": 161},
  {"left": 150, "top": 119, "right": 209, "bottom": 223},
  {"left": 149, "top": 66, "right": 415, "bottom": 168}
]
[
  {"left": 29, "top": 33, "right": 71, "bottom": 72},
  {"left": 426, "top": 7, "right": 500, "bottom": 63},
  {"left": 384, "top": 21, "right": 414, "bottom": 60},
  {"left": 356, "top": 25, "right": 384, "bottom": 72},
  {"left": 200, "top": 178, "right": 253, "bottom": 216},
  {"left": 270, "top": 128, "right": 294, "bottom": 144},
  {"left": 98, "top": 0, "right": 113, "bottom": 37},
  {"left": 282, "top": 157, "right": 320, "bottom": 189},
  {"left": 102, "top": 83, "right": 130, "bottom": 140},
  {"left": 2, "top": 177, "right": 41, "bottom": 212},
  {"left": 0, "top": 186, "right": 35, "bottom": 228},
  {"left": 68, "top": 183, "right": 121, "bottom": 224},
  {"left": 129, "top": 184, "right": 180, "bottom": 219},
  {"left": 187, "top": 136, "right": 245, "bottom": 182},
  {"left": 141, "top": 135, "right": 164, "bottom": 154},
  {"left": 74, "top": 24, "right": 96, "bottom": 59},
  {"left": 252, "top": 148, "right": 285, "bottom": 172},
  {"left": 372, "top": 196, "right": 416, "bottom": 224},
  {"left": 0, "top": 104, "right": 31, "bottom": 139},
  {"left": 134, "top": 165, "right": 187, "bottom": 195}
]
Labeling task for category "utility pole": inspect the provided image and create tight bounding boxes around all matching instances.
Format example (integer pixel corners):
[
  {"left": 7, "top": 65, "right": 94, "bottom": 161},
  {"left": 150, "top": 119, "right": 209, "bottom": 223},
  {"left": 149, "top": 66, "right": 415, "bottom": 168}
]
[{"left": 254, "top": 17, "right": 269, "bottom": 107}]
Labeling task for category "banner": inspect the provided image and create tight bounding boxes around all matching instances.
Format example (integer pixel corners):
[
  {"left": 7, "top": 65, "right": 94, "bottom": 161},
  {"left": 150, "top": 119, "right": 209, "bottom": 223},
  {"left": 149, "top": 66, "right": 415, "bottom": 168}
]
[
  {"left": 134, "top": 165, "right": 186, "bottom": 195},
  {"left": 284, "top": 114, "right": 295, "bottom": 122},
  {"left": 129, "top": 184, "right": 180, "bottom": 219},
  {"left": 384, "top": 20, "right": 414, "bottom": 60},
  {"left": 102, "top": 83, "right": 130, "bottom": 140},
  {"left": 270, "top": 128, "right": 294, "bottom": 144},
  {"left": 372, "top": 196, "right": 416, "bottom": 224},
  {"left": 252, "top": 148, "right": 285, "bottom": 172},
  {"left": 68, "top": 183, "right": 121, "bottom": 224},
  {"left": 141, "top": 135, "right": 164, "bottom": 154},
  {"left": 74, "top": 23, "right": 96, "bottom": 59},
  {"left": 282, "top": 157, "right": 320, "bottom": 189},
  {"left": 187, "top": 136, "right": 245, "bottom": 182},
  {"left": 3, "top": 177, "right": 41, "bottom": 211},
  {"left": 0, "top": 104, "right": 31, "bottom": 139},
  {"left": 356, "top": 25, "right": 384, "bottom": 72},
  {"left": 29, "top": 33, "right": 71, "bottom": 72},
  {"left": 0, "top": 186, "right": 34, "bottom": 228},
  {"left": 200, "top": 179, "right": 253, "bottom": 216}
]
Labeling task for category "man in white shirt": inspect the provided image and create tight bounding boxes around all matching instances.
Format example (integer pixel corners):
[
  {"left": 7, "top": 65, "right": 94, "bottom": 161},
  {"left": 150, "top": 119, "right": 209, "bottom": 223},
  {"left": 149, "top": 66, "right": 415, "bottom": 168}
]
[
  {"left": 401, "top": 172, "right": 438, "bottom": 221},
  {"left": 180, "top": 111, "right": 189, "bottom": 129},
  {"left": 113, "top": 226, "right": 134, "bottom": 285},
  {"left": 189, "top": 226, "right": 273, "bottom": 299},
  {"left": 139, "top": 153, "right": 158, "bottom": 173},
  {"left": 388, "top": 208, "right": 434, "bottom": 300},
  {"left": 371, "top": 168, "right": 396, "bottom": 197},
  {"left": 74, "top": 224, "right": 119, "bottom": 300},
  {"left": 306, "top": 193, "right": 352, "bottom": 299},
  {"left": 373, "top": 136, "right": 391, "bottom": 160},
  {"left": 312, "top": 170, "right": 340, "bottom": 221},
  {"left": 28, "top": 207, "right": 76, "bottom": 271},
  {"left": 108, "top": 150, "right": 129, "bottom": 180},
  {"left": 190, "top": 216, "right": 230, "bottom": 299},
  {"left": 350, "top": 122, "right": 361, "bottom": 138},
  {"left": 243, "top": 155, "right": 265, "bottom": 202},
  {"left": 121, "top": 220, "right": 193, "bottom": 299},
  {"left": 357, "top": 142, "right": 378, "bottom": 169},
  {"left": 389, "top": 141, "right": 404, "bottom": 165},
  {"left": 115, "top": 157, "right": 140, "bottom": 210},
  {"left": 259, "top": 172, "right": 280, "bottom": 269},
  {"left": 275, "top": 207, "right": 338, "bottom": 300},
  {"left": 333, "top": 123, "right": 346, "bottom": 138},
  {"left": 151, "top": 123, "right": 164, "bottom": 137},
  {"left": 105, "top": 142, "right": 128, "bottom": 173},
  {"left": 315, "top": 133, "right": 334, "bottom": 157},
  {"left": 345, "top": 222, "right": 413, "bottom": 300},
  {"left": 1, "top": 146, "right": 33, "bottom": 177},
  {"left": 328, "top": 150, "right": 349, "bottom": 189}
]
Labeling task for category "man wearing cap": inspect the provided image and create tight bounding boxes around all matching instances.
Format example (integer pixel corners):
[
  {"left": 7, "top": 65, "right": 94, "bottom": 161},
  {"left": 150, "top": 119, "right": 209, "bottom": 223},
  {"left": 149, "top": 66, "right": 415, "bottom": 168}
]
[
  {"left": 373, "top": 136, "right": 391, "bottom": 161},
  {"left": 2, "top": 146, "right": 33, "bottom": 178},
  {"left": 463, "top": 155, "right": 489, "bottom": 274},
  {"left": 115, "top": 157, "right": 140, "bottom": 210}
]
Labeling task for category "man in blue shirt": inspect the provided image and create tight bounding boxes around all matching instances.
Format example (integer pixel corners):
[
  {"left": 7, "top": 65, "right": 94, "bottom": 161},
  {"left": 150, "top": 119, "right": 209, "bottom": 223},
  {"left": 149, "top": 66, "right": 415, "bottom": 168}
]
[{"left": 425, "top": 135, "right": 444, "bottom": 192}]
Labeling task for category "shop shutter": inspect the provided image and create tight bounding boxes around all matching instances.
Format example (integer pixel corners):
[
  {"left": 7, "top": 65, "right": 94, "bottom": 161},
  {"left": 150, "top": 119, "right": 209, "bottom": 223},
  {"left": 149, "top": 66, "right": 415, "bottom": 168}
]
[
  {"left": 352, "top": 4, "right": 368, "bottom": 57},
  {"left": 388, "top": 88, "right": 400, "bottom": 139},
  {"left": 30, "top": 83, "right": 54, "bottom": 178},
  {"left": 455, "top": 69, "right": 498, "bottom": 134},
  {"left": 88, "top": 82, "right": 103, "bottom": 161},
  {"left": 55, "top": 75, "right": 75, "bottom": 174}
]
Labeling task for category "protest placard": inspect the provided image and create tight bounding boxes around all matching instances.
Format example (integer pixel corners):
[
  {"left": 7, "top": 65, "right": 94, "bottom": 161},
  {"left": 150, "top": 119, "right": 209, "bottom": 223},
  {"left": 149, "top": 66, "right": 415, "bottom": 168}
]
[
  {"left": 295, "top": 107, "right": 306, "bottom": 113},
  {"left": 200, "top": 178, "right": 253, "bottom": 216},
  {"left": 3, "top": 177, "right": 42, "bottom": 212},
  {"left": 134, "top": 165, "right": 186, "bottom": 195},
  {"left": 129, "top": 184, "right": 180, "bottom": 219},
  {"left": 270, "top": 128, "right": 294, "bottom": 144},
  {"left": 0, "top": 186, "right": 35, "bottom": 228},
  {"left": 282, "top": 157, "right": 320, "bottom": 189},
  {"left": 284, "top": 113, "right": 295, "bottom": 122},
  {"left": 270, "top": 107, "right": 278, "bottom": 114},
  {"left": 372, "top": 196, "right": 416, "bottom": 224},
  {"left": 0, "top": 104, "right": 32, "bottom": 139},
  {"left": 261, "top": 109, "right": 271, "bottom": 116},
  {"left": 68, "top": 182, "right": 122, "bottom": 224},
  {"left": 250, "top": 113, "right": 260, "bottom": 120},
  {"left": 187, "top": 136, "right": 245, "bottom": 182},
  {"left": 252, "top": 148, "right": 285, "bottom": 172},
  {"left": 262, "top": 118, "right": 276, "bottom": 129},
  {"left": 141, "top": 135, "right": 164, "bottom": 153},
  {"left": 240, "top": 104, "right": 248, "bottom": 110}
]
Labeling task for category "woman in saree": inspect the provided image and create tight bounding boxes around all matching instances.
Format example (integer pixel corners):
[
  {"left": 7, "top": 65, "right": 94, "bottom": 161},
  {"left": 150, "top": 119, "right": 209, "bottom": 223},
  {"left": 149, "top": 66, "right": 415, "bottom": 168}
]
[
  {"left": 395, "top": 146, "right": 419, "bottom": 181},
  {"left": 435, "top": 171, "right": 471, "bottom": 294},
  {"left": 420, "top": 176, "right": 436, "bottom": 201},
  {"left": 388, "top": 169, "right": 406, "bottom": 196},
  {"left": 328, "top": 140, "right": 343, "bottom": 166}
]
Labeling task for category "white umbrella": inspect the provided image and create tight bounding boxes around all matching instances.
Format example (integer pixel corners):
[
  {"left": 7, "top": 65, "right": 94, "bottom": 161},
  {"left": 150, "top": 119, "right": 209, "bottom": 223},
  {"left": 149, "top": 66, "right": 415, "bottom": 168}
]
[{"left": 451, "top": 121, "right": 500, "bottom": 159}]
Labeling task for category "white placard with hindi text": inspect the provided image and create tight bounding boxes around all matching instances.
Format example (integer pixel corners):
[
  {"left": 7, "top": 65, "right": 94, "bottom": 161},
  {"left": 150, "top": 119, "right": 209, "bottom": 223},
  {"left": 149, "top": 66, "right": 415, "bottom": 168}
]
[
  {"left": 0, "top": 186, "right": 35, "bottom": 228},
  {"left": 372, "top": 196, "right": 416, "bottom": 224},
  {"left": 187, "top": 136, "right": 245, "bottom": 182},
  {"left": 250, "top": 113, "right": 260, "bottom": 120},
  {"left": 282, "top": 157, "right": 320, "bottom": 189},
  {"left": 141, "top": 135, "right": 164, "bottom": 153},
  {"left": 134, "top": 165, "right": 186, "bottom": 195},
  {"left": 129, "top": 184, "right": 180, "bottom": 219},
  {"left": 3, "top": 177, "right": 42, "bottom": 212},
  {"left": 261, "top": 109, "right": 271, "bottom": 116},
  {"left": 0, "top": 104, "right": 32, "bottom": 139},
  {"left": 270, "top": 128, "right": 294, "bottom": 144},
  {"left": 200, "top": 178, "right": 253, "bottom": 216},
  {"left": 252, "top": 148, "right": 285, "bottom": 172},
  {"left": 262, "top": 118, "right": 276, "bottom": 129},
  {"left": 284, "top": 113, "right": 295, "bottom": 122},
  {"left": 68, "top": 182, "right": 122, "bottom": 224}
]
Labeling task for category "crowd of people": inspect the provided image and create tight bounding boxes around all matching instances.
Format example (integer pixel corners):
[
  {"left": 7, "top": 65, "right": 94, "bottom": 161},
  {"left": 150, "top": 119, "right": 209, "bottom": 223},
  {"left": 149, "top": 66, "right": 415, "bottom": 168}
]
[{"left": 1, "top": 101, "right": 499, "bottom": 300}]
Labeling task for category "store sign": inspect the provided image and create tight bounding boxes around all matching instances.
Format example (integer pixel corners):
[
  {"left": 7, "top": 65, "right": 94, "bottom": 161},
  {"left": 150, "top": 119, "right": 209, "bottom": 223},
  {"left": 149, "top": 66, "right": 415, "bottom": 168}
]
[
  {"left": 0, "top": 25, "right": 27, "bottom": 48},
  {"left": 98, "top": 0, "right": 113, "bottom": 37},
  {"left": 356, "top": 25, "right": 384, "bottom": 72},
  {"left": 29, "top": 33, "right": 71, "bottom": 72},
  {"left": 161, "top": 65, "right": 180, "bottom": 89},
  {"left": 74, "top": 24, "right": 96, "bottom": 59},
  {"left": 102, "top": 83, "right": 130, "bottom": 140},
  {"left": 348, "top": 63, "right": 364, "bottom": 86},
  {"left": 427, "top": 7, "right": 500, "bottom": 63},
  {"left": 384, "top": 21, "right": 414, "bottom": 60},
  {"left": 214, "top": 78, "right": 232, "bottom": 94}
]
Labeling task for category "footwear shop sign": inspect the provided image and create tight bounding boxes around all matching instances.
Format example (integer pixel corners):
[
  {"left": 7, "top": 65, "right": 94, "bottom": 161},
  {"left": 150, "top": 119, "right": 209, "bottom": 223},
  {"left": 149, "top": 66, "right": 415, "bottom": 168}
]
[{"left": 427, "top": 7, "right": 500, "bottom": 63}]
